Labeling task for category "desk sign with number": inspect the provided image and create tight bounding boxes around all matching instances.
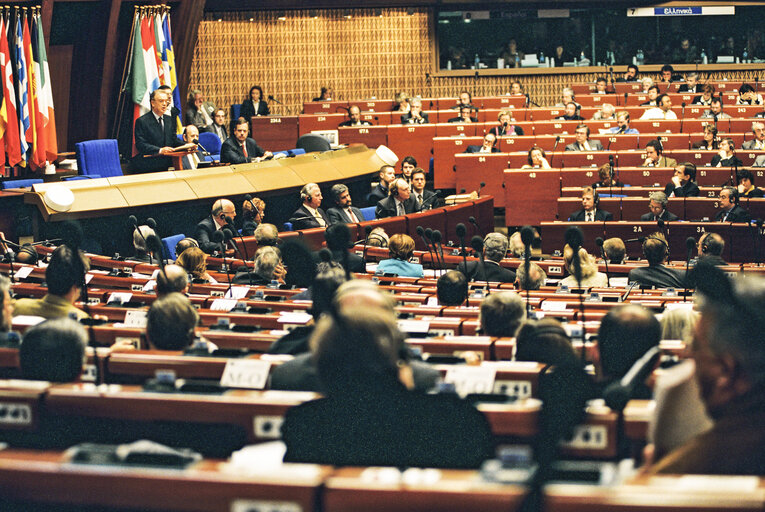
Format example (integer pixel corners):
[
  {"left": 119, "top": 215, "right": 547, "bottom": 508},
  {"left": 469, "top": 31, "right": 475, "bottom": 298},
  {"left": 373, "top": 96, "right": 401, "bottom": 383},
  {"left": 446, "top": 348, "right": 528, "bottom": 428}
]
[
  {"left": 444, "top": 366, "right": 497, "bottom": 397},
  {"left": 220, "top": 359, "right": 272, "bottom": 390}
]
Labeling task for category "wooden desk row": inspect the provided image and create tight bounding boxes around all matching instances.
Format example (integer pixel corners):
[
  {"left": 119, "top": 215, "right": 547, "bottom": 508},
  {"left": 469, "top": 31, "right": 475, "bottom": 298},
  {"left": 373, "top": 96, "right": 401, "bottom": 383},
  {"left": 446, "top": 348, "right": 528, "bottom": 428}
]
[{"left": 571, "top": 80, "right": 750, "bottom": 96}]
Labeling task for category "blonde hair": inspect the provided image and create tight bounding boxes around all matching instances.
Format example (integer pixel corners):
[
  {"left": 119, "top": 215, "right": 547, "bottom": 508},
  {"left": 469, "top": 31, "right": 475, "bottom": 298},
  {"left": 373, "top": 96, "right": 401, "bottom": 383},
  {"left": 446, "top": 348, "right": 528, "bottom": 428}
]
[
  {"left": 563, "top": 244, "right": 598, "bottom": 279},
  {"left": 388, "top": 233, "right": 415, "bottom": 261}
]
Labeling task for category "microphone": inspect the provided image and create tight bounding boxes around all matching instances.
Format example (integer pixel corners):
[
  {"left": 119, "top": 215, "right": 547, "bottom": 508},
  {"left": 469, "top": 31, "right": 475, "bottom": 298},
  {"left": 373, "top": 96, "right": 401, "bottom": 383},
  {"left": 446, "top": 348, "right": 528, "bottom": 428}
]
[
  {"left": 470, "top": 235, "right": 490, "bottom": 294},
  {"left": 192, "top": 138, "right": 210, "bottom": 156},
  {"left": 549, "top": 136, "right": 561, "bottom": 168},
  {"left": 224, "top": 215, "right": 250, "bottom": 263},
  {"left": 146, "top": 218, "right": 157, "bottom": 230},
  {"left": 520, "top": 226, "right": 534, "bottom": 314},
  {"left": 460, "top": 188, "right": 466, "bottom": 194},
  {"left": 456, "top": 223, "right": 469, "bottom": 297},
  {"left": 621, "top": 281, "right": 639, "bottom": 302},
  {"left": 625, "top": 237, "right": 646, "bottom": 243},
  {"left": 223, "top": 228, "right": 245, "bottom": 263},
  {"left": 417, "top": 190, "right": 442, "bottom": 212},
  {"left": 468, "top": 216, "right": 479, "bottom": 237},
  {"left": 624, "top": 92, "right": 628, "bottom": 108},
  {"left": 416, "top": 225, "right": 436, "bottom": 273},
  {"left": 684, "top": 236, "right": 696, "bottom": 302},
  {"left": 596, "top": 237, "right": 610, "bottom": 287},
  {"left": 267, "top": 95, "right": 283, "bottom": 105},
  {"left": 213, "top": 230, "right": 233, "bottom": 295},
  {"left": 603, "top": 346, "right": 661, "bottom": 412},
  {"left": 432, "top": 230, "right": 445, "bottom": 274},
  {"left": 565, "top": 225, "right": 586, "bottom": 360},
  {"left": 128, "top": 215, "right": 151, "bottom": 262},
  {"left": 680, "top": 102, "right": 686, "bottom": 133},
  {"left": 477, "top": 181, "right": 485, "bottom": 198}
]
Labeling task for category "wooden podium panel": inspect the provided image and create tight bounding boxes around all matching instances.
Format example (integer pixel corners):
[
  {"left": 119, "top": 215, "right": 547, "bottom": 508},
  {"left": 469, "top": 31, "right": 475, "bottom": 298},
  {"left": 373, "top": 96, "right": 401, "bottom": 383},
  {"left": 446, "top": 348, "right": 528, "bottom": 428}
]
[
  {"left": 298, "top": 113, "right": 346, "bottom": 135},
  {"left": 323, "top": 143, "right": 389, "bottom": 179},
  {"left": 504, "top": 169, "right": 561, "bottom": 225},
  {"left": 251, "top": 115, "right": 299, "bottom": 151},
  {"left": 338, "top": 126, "right": 387, "bottom": 149},
  {"left": 289, "top": 152, "right": 345, "bottom": 183},
  {"left": 302, "top": 100, "right": 349, "bottom": 114},
  {"left": 117, "top": 179, "right": 197, "bottom": 206},
  {"left": 433, "top": 136, "right": 482, "bottom": 189},
  {"left": 178, "top": 169, "right": 256, "bottom": 198},
  {"left": 454, "top": 154, "right": 527, "bottom": 207},
  {"left": 476, "top": 95, "right": 526, "bottom": 109},
  {"left": 405, "top": 207, "right": 447, "bottom": 251},
  {"left": 387, "top": 124, "right": 437, "bottom": 178}
]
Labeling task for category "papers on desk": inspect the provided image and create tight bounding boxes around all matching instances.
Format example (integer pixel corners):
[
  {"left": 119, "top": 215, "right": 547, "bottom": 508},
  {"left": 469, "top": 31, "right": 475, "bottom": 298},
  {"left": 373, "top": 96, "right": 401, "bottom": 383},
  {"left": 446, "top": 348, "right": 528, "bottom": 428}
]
[
  {"left": 12, "top": 315, "right": 46, "bottom": 327},
  {"left": 444, "top": 366, "right": 497, "bottom": 397},
  {"left": 13, "top": 266, "right": 33, "bottom": 279},
  {"left": 225, "top": 442, "right": 323, "bottom": 479},
  {"left": 224, "top": 286, "right": 249, "bottom": 300}
]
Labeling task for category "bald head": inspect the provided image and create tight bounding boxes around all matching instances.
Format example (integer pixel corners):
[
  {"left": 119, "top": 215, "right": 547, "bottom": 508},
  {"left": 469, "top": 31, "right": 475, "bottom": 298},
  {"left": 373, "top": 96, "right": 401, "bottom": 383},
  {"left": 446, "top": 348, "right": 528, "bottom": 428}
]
[{"left": 333, "top": 280, "right": 396, "bottom": 313}]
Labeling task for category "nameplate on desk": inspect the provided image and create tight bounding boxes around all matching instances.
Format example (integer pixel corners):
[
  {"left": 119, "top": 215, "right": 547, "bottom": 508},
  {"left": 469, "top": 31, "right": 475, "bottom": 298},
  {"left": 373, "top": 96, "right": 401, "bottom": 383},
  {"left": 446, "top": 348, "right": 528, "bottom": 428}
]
[
  {"left": 397, "top": 319, "right": 430, "bottom": 335},
  {"left": 210, "top": 298, "right": 238, "bottom": 311},
  {"left": 123, "top": 310, "right": 148, "bottom": 328},
  {"left": 13, "top": 266, "right": 33, "bottom": 279},
  {"left": 444, "top": 366, "right": 497, "bottom": 396},
  {"left": 540, "top": 301, "right": 569, "bottom": 312},
  {"left": 108, "top": 292, "right": 133, "bottom": 304},
  {"left": 210, "top": 290, "right": 225, "bottom": 297},
  {"left": 220, "top": 359, "right": 271, "bottom": 390},
  {"left": 130, "top": 284, "right": 143, "bottom": 292},
  {"left": 225, "top": 286, "right": 250, "bottom": 300}
]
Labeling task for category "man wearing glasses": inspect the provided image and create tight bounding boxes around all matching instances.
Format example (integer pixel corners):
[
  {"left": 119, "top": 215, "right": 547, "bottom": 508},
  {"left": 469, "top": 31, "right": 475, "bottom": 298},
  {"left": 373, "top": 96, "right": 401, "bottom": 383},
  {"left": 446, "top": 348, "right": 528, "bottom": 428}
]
[{"left": 132, "top": 88, "right": 186, "bottom": 173}]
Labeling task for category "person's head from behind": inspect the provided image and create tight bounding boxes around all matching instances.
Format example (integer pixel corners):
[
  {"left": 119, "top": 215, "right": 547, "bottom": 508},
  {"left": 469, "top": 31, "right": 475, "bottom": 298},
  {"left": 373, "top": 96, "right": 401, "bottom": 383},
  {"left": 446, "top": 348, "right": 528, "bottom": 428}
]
[
  {"left": 324, "top": 223, "right": 352, "bottom": 253},
  {"left": 698, "top": 232, "right": 725, "bottom": 258},
  {"left": 597, "top": 304, "right": 660, "bottom": 381},
  {"left": 660, "top": 307, "right": 699, "bottom": 343},
  {"left": 133, "top": 225, "right": 156, "bottom": 254},
  {"left": 309, "top": 262, "right": 348, "bottom": 320},
  {"left": 367, "top": 227, "right": 389, "bottom": 248},
  {"left": 20, "top": 318, "right": 86, "bottom": 382},
  {"left": 388, "top": 233, "right": 415, "bottom": 261},
  {"left": 175, "top": 246, "right": 208, "bottom": 280},
  {"left": 242, "top": 197, "right": 266, "bottom": 223},
  {"left": 515, "top": 262, "right": 546, "bottom": 291},
  {"left": 563, "top": 244, "right": 598, "bottom": 280},
  {"left": 479, "top": 291, "right": 525, "bottom": 337},
  {"left": 156, "top": 264, "right": 190, "bottom": 297},
  {"left": 642, "top": 232, "right": 669, "bottom": 266},
  {"left": 515, "top": 319, "right": 579, "bottom": 367},
  {"left": 508, "top": 231, "right": 524, "bottom": 257},
  {"left": 46, "top": 245, "right": 89, "bottom": 299},
  {"left": 254, "top": 223, "right": 279, "bottom": 247},
  {"left": 311, "top": 305, "right": 405, "bottom": 396},
  {"left": 253, "top": 246, "right": 281, "bottom": 282},
  {"left": 437, "top": 270, "right": 467, "bottom": 306},
  {"left": 603, "top": 237, "right": 626, "bottom": 264},
  {"left": 146, "top": 293, "right": 199, "bottom": 350},
  {"left": 0, "top": 275, "right": 11, "bottom": 332},
  {"left": 483, "top": 232, "right": 508, "bottom": 264},
  {"left": 174, "top": 237, "right": 199, "bottom": 259}
]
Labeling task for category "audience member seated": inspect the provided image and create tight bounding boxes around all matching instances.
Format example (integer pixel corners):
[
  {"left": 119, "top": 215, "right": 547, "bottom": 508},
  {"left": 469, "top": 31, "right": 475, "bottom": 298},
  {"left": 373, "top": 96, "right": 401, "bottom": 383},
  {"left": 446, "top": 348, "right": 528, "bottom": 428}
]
[
  {"left": 312, "top": 86, "right": 333, "bottom": 102},
  {"left": 697, "top": 232, "right": 727, "bottom": 266},
  {"left": 603, "top": 237, "right": 626, "bottom": 264},
  {"left": 131, "top": 225, "right": 158, "bottom": 264},
  {"left": 500, "top": 39, "right": 524, "bottom": 67},
  {"left": 448, "top": 105, "right": 477, "bottom": 123},
  {"left": 196, "top": 198, "right": 237, "bottom": 254},
  {"left": 521, "top": 146, "right": 550, "bottom": 169},
  {"left": 515, "top": 319, "right": 580, "bottom": 368},
  {"left": 326, "top": 184, "right": 363, "bottom": 224},
  {"left": 156, "top": 264, "right": 190, "bottom": 297},
  {"left": 507, "top": 231, "right": 525, "bottom": 257},
  {"left": 628, "top": 232, "right": 684, "bottom": 288},
  {"left": 233, "top": 246, "right": 284, "bottom": 285},
  {"left": 596, "top": 304, "right": 660, "bottom": 398},
  {"left": 242, "top": 196, "right": 265, "bottom": 236},
  {"left": 175, "top": 247, "right": 216, "bottom": 284},
  {"left": 437, "top": 270, "right": 468, "bottom": 306},
  {"left": 184, "top": 89, "right": 216, "bottom": 132},
  {"left": 692, "top": 125, "right": 718, "bottom": 150},
  {"left": 509, "top": 81, "right": 524, "bottom": 95},
  {"left": 209, "top": 108, "right": 228, "bottom": 142},
  {"left": 478, "top": 291, "right": 525, "bottom": 337},
  {"left": 659, "top": 306, "right": 698, "bottom": 342},
  {"left": 19, "top": 318, "right": 86, "bottom": 382},
  {"left": 489, "top": 109, "right": 524, "bottom": 136},
  {"left": 317, "top": 223, "right": 365, "bottom": 274},
  {"left": 290, "top": 183, "right": 329, "bottom": 229},
  {"left": 643, "top": 140, "right": 677, "bottom": 168},
  {"left": 367, "top": 165, "right": 395, "bottom": 206},
  {"left": 281, "top": 303, "right": 493, "bottom": 469},
  {"left": 735, "top": 83, "right": 763, "bottom": 105},
  {"left": 567, "top": 187, "right": 613, "bottom": 222},
  {"left": 400, "top": 97, "right": 429, "bottom": 124},
  {"left": 452, "top": 90, "right": 474, "bottom": 110},
  {"left": 555, "top": 102, "right": 583, "bottom": 121},
  {"left": 608, "top": 110, "right": 639, "bottom": 134},
  {"left": 515, "top": 262, "right": 546, "bottom": 291},
  {"left": 239, "top": 85, "right": 270, "bottom": 131},
  {"left": 641, "top": 191, "right": 679, "bottom": 221},
  {"left": 738, "top": 169, "right": 764, "bottom": 198},
  {"left": 742, "top": 121, "right": 765, "bottom": 150},
  {"left": 146, "top": 293, "right": 215, "bottom": 352},
  {"left": 367, "top": 227, "right": 389, "bottom": 248},
  {"left": 338, "top": 105, "right": 371, "bottom": 127},
  {"left": 560, "top": 245, "right": 608, "bottom": 288},
  {"left": 457, "top": 232, "right": 516, "bottom": 283},
  {"left": 13, "top": 245, "right": 90, "bottom": 320},
  {"left": 591, "top": 103, "right": 616, "bottom": 120},
  {"left": 131, "top": 88, "right": 186, "bottom": 173},
  {"left": 565, "top": 124, "right": 603, "bottom": 151},
  {"left": 646, "top": 265, "right": 765, "bottom": 474},
  {"left": 220, "top": 117, "right": 272, "bottom": 164},
  {"left": 254, "top": 223, "right": 279, "bottom": 247},
  {"left": 410, "top": 168, "right": 438, "bottom": 211},
  {"left": 376, "top": 178, "right": 415, "bottom": 218},
  {"left": 593, "top": 77, "right": 610, "bottom": 95},
  {"left": 677, "top": 71, "right": 699, "bottom": 92},
  {"left": 399, "top": 156, "right": 417, "bottom": 182},
  {"left": 659, "top": 64, "right": 679, "bottom": 83},
  {"left": 715, "top": 186, "right": 750, "bottom": 223},
  {"left": 692, "top": 84, "right": 716, "bottom": 106},
  {"left": 377, "top": 233, "right": 423, "bottom": 278},
  {"left": 710, "top": 138, "right": 742, "bottom": 168},
  {"left": 664, "top": 162, "right": 700, "bottom": 197},
  {"left": 616, "top": 64, "right": 638, "bottom": 82},
  {"left": 465, "top": 132, "right": 499, "bottom": 153},
  {"left": 592, "top": 163, "right": 624, "bottom": 189},
  {"left": 180, "top": 124, "right": 207, "bottom": 169},
  {"left": 392, "top": 91, "right": 410, "bottom": 112},
  {"left": 554, "top": 87, "right": 578, "bottom": 109},
  {"left": 700, "top": 98, "right": 731, "bottom": 120},
  {"left": 640, "top": 93, "right": 676, "bottom": 120},
  {"left": 639, "top": 77, "right": 654, "bottom": 94},
  {"left": 174, "top": 237, "right": 199, "bottom": 261},
  {"left": 639, "top": 85, "right": 660, "bottom": 107}
]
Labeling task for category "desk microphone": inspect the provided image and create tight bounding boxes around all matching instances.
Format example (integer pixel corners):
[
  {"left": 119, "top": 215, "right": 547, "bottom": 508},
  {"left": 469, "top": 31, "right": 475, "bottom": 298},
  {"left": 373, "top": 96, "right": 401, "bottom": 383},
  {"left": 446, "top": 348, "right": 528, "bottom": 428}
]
[
  {"left": 192, "top": 138, "right": 209, "bottom": 156},
  {"left": 417, "top": 190, "right": 441, "bottom": 212},
  {"left": 362, "top": 225, "right": 373, "bottom": 263},
  {"left": 214, "top": 230, "right": 233, "bottom": 295},
  {"left": 267, "top": 95, "right": 283, "bottom": 105},
  {"left": 477, "top": 181, "right": 485, "bottom": 198},
  {"left": 521, "top": 226, "right": 534, "bottom": 314},
  {"left": 596, "top": 237, "right": 610, "bottom": 287},
  {"left": 549, "top": 136, "right": 561, "bottom": 168},
  {"left": 432, "top": 230, "right": 445, "bottom": 274},
  {"left": 565, "top": 225, "right": 587, "bottom": 361},
  {"left": 684, "top": 236, "right": 696, "bottom": 302},
  {"left": 468, "top": 216, "right": 479, "bottom": 237},
  {"left": 456, "top": 223, "right": 469, "bottom": 297},
  {"left": 416, "top": 226, "right": 435, "bottom": 272},
  {"left": 603, "top": 345, "right": 661, "bottom": 412}
]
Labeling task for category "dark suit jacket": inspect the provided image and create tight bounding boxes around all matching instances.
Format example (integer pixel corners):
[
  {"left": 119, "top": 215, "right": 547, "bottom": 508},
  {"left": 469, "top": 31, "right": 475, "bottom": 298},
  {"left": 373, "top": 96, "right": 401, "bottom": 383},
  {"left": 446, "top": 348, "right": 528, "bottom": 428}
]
[
  {"left": 326, "top": 206, "right": 364, "bottom": 224},
  {"left": 457, "top": 260, "right": 516, "bottom": 283},
  {"left": 209, "top": 123, "right": 228, "bottom": 141},
  {"left": 715, "top": 205, "right": 751, "bottom": 223},
  {"left": 289, "top": 204, "right": 329, "bottom": 230},
  {"left": 338, "top": 120, "right": 371, "bottom": 127},
  {"left": 376, "top": 195, "right": 416, "bottom": 219},
  {"left": 132, "top": 111, "right": 184, "bottom": 172},
  {"left": 220, "top": 137, "right": 266, "bottom": 164},
  {"left": 231, "top": 272, "right": 270, "bottom": 285},
  {"left": 664, "top": 180, "right": 700, "bottom": 198},
  {"left": 195, "top": 216, "right": 223, "bottom": 254},
  {"left": 239, "top": 99, "right": 270, "bottom": 123},
  {"left": 185, "top": 102, "right": 216, "bottom": 131},
  {"left": 565, "top": 140, "right": 604, "bottom": 151},
  {"left": 182, "top": 150, "right": 207, "bottom": 170},
  {"left": 710, "top": 154, "right": 743, "bottom": 168},
  {"left": 677, "top": 84, "right": 698, "bottom": 93},
  {"left": 401, "top": 112, "right": 429, "bottom": 124},
  {"left": 366, "top": 184, "right": 388, "bottom": 206},
  {"left": 312, "top": 248, "right": 366, "bottom": 274},
  {"left": 241, "top": 219, "right": 258, "bottom": 237},
  {"left": 448, "top": 116, "right": 478, "bottom": 123},
  {"left": 640, "top": 210, "right": 679, "bottom": 222},
  {"left": 411, "top": 189, "right": 438, "bottom": 211},
  {"left": 568, "top": 208, "right": 613, "bottom": 222},
  {"left": 628, "top": 265, "right": 685, "bottom": 288},
  {"left": 489, "top": 124, "right": 524, "bottom": 136},
  {"left": 465, "top": 145, "right": 499, "bottom": 153}
]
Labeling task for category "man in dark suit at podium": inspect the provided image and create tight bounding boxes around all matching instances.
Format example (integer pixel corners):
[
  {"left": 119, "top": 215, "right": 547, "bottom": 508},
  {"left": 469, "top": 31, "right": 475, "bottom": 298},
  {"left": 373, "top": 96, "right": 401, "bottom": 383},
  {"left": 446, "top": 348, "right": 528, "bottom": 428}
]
[
  {"left": 326, "top": 184, "right": 364, "bottom": 224},
  {"left": 568, "top": 187, "right": 613, "bottom": 222},
  {"left": 220, "top": 117, "right": 272, "bottom": 164},
  {"left": 132, "top": 88, "right": 186, "bottom": 173}
]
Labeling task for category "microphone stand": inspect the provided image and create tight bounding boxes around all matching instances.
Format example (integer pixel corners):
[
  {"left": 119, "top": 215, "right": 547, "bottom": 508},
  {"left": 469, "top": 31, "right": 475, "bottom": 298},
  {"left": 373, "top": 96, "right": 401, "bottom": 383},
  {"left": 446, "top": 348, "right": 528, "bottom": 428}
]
[
  {"left": 684, "top": 237, "right": 696, "bottom": 302},
  {"left": 549, "top": 136, "right": 560, "bottom": 169},
  {"left": 217, "top": 234, "right": 234, "bottom": 296},
  {"left": 362, "top": 226, "right": 373, "bottom": 265},
  {"left": 1, "top": 239, "right": 15, "bottom": 282},
  {"left": 596, "top": 237, "right": 610, "bottom": 287},
  {"left": 456, "top": 224, "right": 469, "bottom": 299}
]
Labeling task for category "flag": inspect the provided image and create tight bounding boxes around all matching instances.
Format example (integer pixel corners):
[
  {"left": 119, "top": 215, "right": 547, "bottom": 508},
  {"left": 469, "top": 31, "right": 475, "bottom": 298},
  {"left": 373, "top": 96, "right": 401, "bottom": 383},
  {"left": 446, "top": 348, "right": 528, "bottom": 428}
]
[
  {"left": 33, "top": 11, "right": 56, "bottom": 162},
  {"left": 0, "top": 14, "right": 21, "bottom": 166},
  {"left": 159, "top": 12, "right": 181, "bottom": 131},
  {"left": 29, "top": 12, "right": 46, "bottom": 168},
  {"left": 14, "top": 12, "right": 29, "bottom": 165},
  {"left": 127, "top": 11, "right": 160, "bottom": 155}
]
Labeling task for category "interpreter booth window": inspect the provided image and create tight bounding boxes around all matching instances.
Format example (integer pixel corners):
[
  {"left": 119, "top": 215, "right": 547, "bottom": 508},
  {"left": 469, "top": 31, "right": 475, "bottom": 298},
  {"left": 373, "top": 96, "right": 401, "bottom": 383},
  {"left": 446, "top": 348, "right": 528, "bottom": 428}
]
[{"left": 437, "top": 5, "right": 765, "bottom": 70}]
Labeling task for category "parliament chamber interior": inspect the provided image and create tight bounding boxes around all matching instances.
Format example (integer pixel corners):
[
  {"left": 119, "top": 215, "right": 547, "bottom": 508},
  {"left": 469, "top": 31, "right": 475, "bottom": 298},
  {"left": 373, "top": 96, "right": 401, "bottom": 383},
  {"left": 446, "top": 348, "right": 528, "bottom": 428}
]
[{"left": 0, "top": 0, "right": 764, "bottom": 510}]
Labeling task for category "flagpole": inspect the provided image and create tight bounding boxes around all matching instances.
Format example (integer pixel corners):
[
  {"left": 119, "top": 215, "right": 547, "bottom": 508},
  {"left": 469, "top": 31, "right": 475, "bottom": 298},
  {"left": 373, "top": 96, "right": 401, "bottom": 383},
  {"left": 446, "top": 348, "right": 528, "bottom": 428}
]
[{"left": 111, "top": 7, "right": 140, "bottom": 140}]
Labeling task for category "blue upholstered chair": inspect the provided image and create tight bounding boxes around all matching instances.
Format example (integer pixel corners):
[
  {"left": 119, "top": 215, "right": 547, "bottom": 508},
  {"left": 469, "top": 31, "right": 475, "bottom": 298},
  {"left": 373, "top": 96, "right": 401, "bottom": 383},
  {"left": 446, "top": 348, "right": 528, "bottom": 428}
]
[
  {"left": 162, "top": 234, "right": 186, "bottom": 261},
  {"left": 75, "top": 139, "right": 123, "bottom": 178}
]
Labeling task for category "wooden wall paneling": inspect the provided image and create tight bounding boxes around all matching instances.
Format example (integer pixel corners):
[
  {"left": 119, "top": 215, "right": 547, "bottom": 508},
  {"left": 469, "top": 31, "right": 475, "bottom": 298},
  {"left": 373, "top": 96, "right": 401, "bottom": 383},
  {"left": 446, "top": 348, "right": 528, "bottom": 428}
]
[
  {"left": 96, "top": 0, "right": 123, "bottom": 140},
  {"left": 48, "top": 44, "right": 72, "bottom": 153},
  {"left": 172, "top": 0, "right": 206, "bottom": 111}
]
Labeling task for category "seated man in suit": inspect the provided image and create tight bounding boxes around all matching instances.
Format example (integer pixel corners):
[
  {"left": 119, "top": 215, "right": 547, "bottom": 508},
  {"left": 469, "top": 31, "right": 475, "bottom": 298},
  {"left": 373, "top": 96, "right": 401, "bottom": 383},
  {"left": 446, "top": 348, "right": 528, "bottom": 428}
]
[
  {"left": 738, "top": 169, "right": 765, "bottom": 198},
  {"left": 568, "top": 187, "right": 613, "bottom": 222},
  {"left": 639, "top": 85, "right": 660, "bottom": 107},
  {"left": 338, "top": 105, "right": 371, "bottom": 127},
  {"left": 641, "top": 191, "right": 679, "bottom": 222},
  {"left": 156, "top": 264, "right": 190, "bottom": 297},
  {"left": 437, "top": 270, "right": 468, "bottom": 306},
  {"left": 710, "top": 138, "right": 743, "bottom": 168},
  {"left": 220, "top": 117, "right": 272, "bottom": 164},
  {"left": 375, "top": 178, "right": 415, "bottom": 219},
  {"left": 664, "top": 162, "right": 700, "bottom": 197},
  {"left": 326, "top": 184, "right": 364, "bottom": 224},
  {"left": 181, "top": 124, "right": 207, "bottom": 169},
  {"left": 19, "top": 318, "right": 87, "bottom": 382},
  {"left": 628, "top": 233, "right": 684, "bottom": 288},
  {"left": 515, "top": 262, "right": 546, "bottom": 291},
  {"left": 565, "top": 124, "right": 603, "bottom": 151},
  {"left": 367, "top": 165, "right": 395, "bottom": 206},
  {"left": 457, "top": 232, "right": 516, "bottom": 283},
  {"left": 195, "top": 198, "right": 237, "bottom": 254},
  {"left": 643, "top": 139, "right": 677, "bottom": 168},
  {"left": 233, "top": 246, "right": 285, "bottom": 285},
  {"left": 700, "top": 98, "right": 731, "bottom": 120},
  {"left": 696, "top": 232, "right": 727, "bottom": 266},
  {"left": 448, "top": 105, "right": 478, "bottom": 123},
  {"left": 741, "top": 121, "right": 765, "bottom": 151},
  {"left": 314, "top": 223, "right": 365, "bottom": 274},
  {"left": 555, "top": 102, "right": 584, "bottom": 121},
  {"left": 209, "top": 108, "right": 228, "bottom": 141},
  {"left": 290, "top": 183, "right": 329, "bottom": 230},
  {"left": 184, "top": 89, "right": 216, "bottom": 132},
  {"left": 479, "top": 291, "right": 526, "bottom": 337},
  {"left": 465, "top": 132, "right": 499, "bottom": 154},
  {"left": 410, "top": 168, "right": 438, "bottom": 211},
  {"left": 715, "top": 187, "right": 751, "bottom": 223},
  {"left": 131, "top": 88, "right": 187, "bottom": 173},
  {"left": 400, "top": 97, "right": 429, "bottom": 124},
  {"left": 677, "top": 72, "right": 699, "bottom": 93}
]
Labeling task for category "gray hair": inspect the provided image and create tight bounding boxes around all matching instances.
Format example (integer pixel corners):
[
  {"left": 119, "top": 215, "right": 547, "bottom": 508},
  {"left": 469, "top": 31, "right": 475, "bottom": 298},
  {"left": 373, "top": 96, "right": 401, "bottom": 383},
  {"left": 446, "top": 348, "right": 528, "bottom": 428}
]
[
  {"left": 507, "top": 231, "right": 525, "bottom": 257},
  {"left": 331, "top": 183, "right": 349, "bottom": 203},
  {"left": 516, "top": 262, "right": 546, "bottom": 290},
  {"left": 648, "top": 191, "right": 669, "bottom": 207},
  {"left": 133, "top": 225, "right": 156, "bottom": 253},
  {"left": 254, "top": 223, "right": 279, "bottom": 246},
  {"left": 253, "top": 246, "right": 281, "bottom": 281},
  {"left": 483, "top": 232, "right": 509, "bottom": 263},
  {"left": 752, "top": 121, "right": 765, "bottom": 133},
  {"left": 479, "top": 291, "right": 526, "bottom": 337}
]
